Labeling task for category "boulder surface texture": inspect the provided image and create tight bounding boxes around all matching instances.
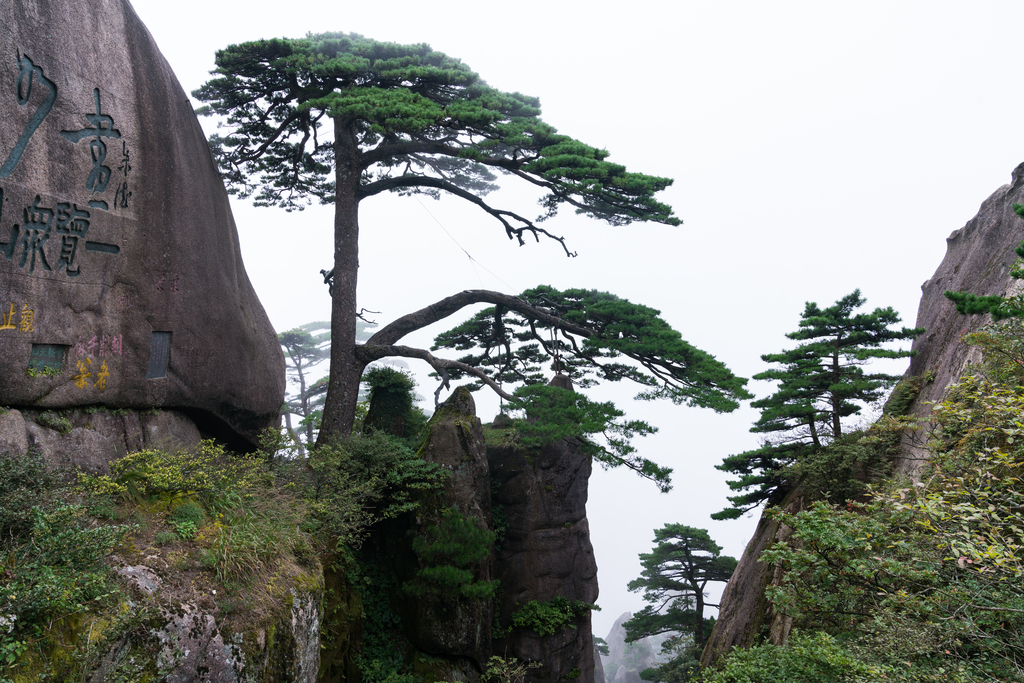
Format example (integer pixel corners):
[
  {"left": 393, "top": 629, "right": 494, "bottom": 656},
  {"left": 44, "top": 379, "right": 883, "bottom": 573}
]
[
  {"left": 490, "top": 393, "right": 600, "bottom": 683},
  {"left": 900, "top": 162, "right": 1024, "bottom": 472},
  {"left": 0, "top": 0, "right": 283, "bottom": 447}
]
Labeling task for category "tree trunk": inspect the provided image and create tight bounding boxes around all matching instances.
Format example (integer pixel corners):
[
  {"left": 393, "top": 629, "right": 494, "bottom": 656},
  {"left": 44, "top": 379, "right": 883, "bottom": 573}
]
[
  {"left": 830, "top": 345, "right": 843, "bottom": 438},
  {"left": 317, "top": 120, "right": 366, "bottom": 445}
]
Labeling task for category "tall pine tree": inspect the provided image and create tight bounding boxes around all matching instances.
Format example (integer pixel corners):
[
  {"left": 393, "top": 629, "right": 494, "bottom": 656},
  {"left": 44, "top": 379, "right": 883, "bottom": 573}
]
[
  {"left": 192, "top": 33, "right": 688, "bottom": 443},
  {"left": 713, "top": 290, "right": 923, "bottom": 519}
]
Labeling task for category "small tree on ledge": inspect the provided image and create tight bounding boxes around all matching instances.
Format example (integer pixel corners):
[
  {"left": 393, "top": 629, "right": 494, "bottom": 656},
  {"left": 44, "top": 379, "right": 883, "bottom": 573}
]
[{"left": 713, "top": 290, "right": 923, "bottom": 519}]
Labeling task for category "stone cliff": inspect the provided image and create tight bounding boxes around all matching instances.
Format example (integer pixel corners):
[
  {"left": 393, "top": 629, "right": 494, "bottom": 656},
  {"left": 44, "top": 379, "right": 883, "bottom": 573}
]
[
  {"left": 318, "top": 385, "right": 602, "bottom": 683},
  {"left": 899, "top": 162, "right": 1024, "bottom": 473},
  {"left": 489, "top": 420, "right": 600, "bottom": 683},
  {"left": 0, "top": 0, "right": 283, "bottom": 448}
]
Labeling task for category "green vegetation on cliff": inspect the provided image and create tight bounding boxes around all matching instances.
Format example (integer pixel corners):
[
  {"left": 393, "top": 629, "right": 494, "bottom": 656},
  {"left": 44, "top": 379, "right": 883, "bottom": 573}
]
[
  {"left": 945, "top": 203, "right": 1024, "bottom": 319},
  {"left": 700, "top": 319, "right": 1024, "bottom": 682}
]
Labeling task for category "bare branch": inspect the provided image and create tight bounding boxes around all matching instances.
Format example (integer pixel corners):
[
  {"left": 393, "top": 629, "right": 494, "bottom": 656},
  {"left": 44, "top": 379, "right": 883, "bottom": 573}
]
[
  {"left": 366, "top": 289, "right": 593, "bottom": 347},
  {"left": 358, "top": 175, "right": 577, "bottom": 256},
  {"left": 356, "top": 308, "right": 380, "bottom": 325},
  {"left": 356, "top": 343, "right": 515, "bottom": 401}
]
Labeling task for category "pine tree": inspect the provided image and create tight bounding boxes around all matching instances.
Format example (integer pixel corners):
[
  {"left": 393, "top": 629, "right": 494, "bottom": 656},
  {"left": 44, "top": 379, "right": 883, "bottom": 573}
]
[
  {"left": 713, "top": 290, "right": 923, "bottom": 520},
  {"left": 624, "top": 525, "right": 736, "bottom": 657},
  {"left": 192, "top": 33, "right": 686, "bottom": 443},
  {"left": 278, "top": 322, "right": 330, "bottom": 446},
  {"left": 429, "top": 285, "right": 753, "bottom": 491}
]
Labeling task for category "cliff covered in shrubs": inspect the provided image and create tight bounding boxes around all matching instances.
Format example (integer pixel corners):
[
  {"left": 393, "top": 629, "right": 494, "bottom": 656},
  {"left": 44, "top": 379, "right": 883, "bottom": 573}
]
[{"left": 0, "top": 380, "right": 602, "bottom": 682}]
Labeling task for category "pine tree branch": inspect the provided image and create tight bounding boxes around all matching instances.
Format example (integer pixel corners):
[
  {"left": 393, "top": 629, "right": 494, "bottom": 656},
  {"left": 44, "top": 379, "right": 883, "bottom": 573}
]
[
  {"left": 356, "top": 343, "right": 515, "bottom": 402},
  {"left": 366, "top": 289, "right": 593, "bottom": 347},
  {"left": 357, "top": 175, "right": 577, "bottom": 255}
]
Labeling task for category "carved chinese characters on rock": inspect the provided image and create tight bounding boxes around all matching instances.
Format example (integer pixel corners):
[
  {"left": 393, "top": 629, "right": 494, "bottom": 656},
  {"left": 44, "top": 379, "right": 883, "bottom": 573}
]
[
  {"left": 0, "top": 55, "right": 56, "bottom": 178},
  {"left": 0, "top": 55, "right": 127, "bottom": 278},
  {"left": 0, "top": 301, "right": 33, "bottom": 332},
  {"left": 72, "top": 333, "right": 122, "bottom": 391},
  {"left": 60, "top": 87, "right": 126, "bottom": 211}
]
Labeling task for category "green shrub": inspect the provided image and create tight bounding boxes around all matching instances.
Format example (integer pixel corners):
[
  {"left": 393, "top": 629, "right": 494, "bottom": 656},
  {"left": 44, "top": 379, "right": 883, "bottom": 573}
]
[
  {"left": 36, "top": 410, "right": 72, "bottom": 434},
  {"left": 79, "top": 440, "right": 266, "bottom": 508},
  {"left": 305, "top": 433, "right": 447, "bottom": 551},
  {"left": 509, "top": 596, "right": 597, "bottom": 636},
  {"left": 481, "top": 655, "right": 542, "bottom": 683},
  {"left": 404, "top": 508, "right": 497, "bottom": 600},
  {"left": 0, "top": 450, "right": 55, "bottom": 541},
  {"left": 753, "top": 373, "right": 1024, "bottom": 682},
  {"left": 0, "top": 504, "right": 136, "bottom": 648},
  {"left": 784, "top": 430, "right": 895, "bottom": 505},
  {"left": 699, "top": 631, "right": 877, "bottom": 683},
  {"left": 169, "top": 501, "right": 204, "bottom": 540},
  {"left": 155, "top": 530, "right": 179, "bottom": 546}
]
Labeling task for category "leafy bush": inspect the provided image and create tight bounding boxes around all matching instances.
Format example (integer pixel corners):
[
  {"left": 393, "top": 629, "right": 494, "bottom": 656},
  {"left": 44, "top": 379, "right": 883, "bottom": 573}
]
[
  {"left": 508, "top": 596, "right": 597, "bottom": 636},
  {"left": 699, "top": 631, "right": 877, "bottom": 683},
  {"left": 169, "top": 501, "right": 204, "bottom": 540},
  {"left": 752, "top": 379, "right": 1024, "bottom": 681},
  {"left": 404, "top": 508, "right": 497, "bottom": 600},
  {"left": 0, "top": 504, "right": 136, "bottom": 649},
  {"left": 706, "top": 321, "right": 1024, "bottom": 682},
  {"left": 0, "top": 450, "right": 56, "bottom": 541},
  {"left": 362, "top": 366, "right": 426, "bottom": 444},
  {"left": 80, "top": 440, "right": 266, "bottom": 508},
  {"left": 482, "top": 655, "right": 542, "bottom": 683},
  {"left": 305, "top": 433, "right": 447, "bottom": 551}
]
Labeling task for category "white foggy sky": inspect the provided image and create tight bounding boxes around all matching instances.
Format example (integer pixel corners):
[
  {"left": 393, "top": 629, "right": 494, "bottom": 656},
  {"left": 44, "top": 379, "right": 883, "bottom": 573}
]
[{"left": 129, "top": 0, "right": 1024, "bottom": 637}]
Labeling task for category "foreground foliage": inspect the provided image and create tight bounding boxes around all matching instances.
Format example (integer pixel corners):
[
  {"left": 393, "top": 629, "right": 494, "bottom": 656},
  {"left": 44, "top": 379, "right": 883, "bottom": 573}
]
[
  {"left": 0, "top": 452, "right": 138, "bottom": 679},
  {"left": 703, "top": 319, "right": 1024, "bottom": 682}
]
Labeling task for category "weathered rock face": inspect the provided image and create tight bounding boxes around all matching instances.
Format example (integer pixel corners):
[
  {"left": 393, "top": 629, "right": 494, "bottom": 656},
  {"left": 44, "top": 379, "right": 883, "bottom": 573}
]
[
  {"left": 406, "top": 386, "right": 495, "bottom": 673},
  {"left": 0, "top": 406, "right": 200, "bottom": 472},
  {"left": 900, "top": 162, "right": 1024, "bottom": 472},
  {"left": 0, "top": 0, "right": 283, "bottom": 447},
  {"left": 13, "top": 527, "right": 323, "bottom": 682},
  {"left": 78, "top": 566, "right": 320, "bottom": 683},
  {"left": 701, "top": 168, "right": 1024, "bottom": 668},
  {"left": 594, "top": 644, "right": 607, "bottom": 683},
  {"left": 599, "top": 612, "right": 660, "bottom": 683},
  {"left": 489, "top": 399, "right": 599, "bottom": 683},
  {"left": 699, "top": 489, "right": 804, "bottom": 667}
]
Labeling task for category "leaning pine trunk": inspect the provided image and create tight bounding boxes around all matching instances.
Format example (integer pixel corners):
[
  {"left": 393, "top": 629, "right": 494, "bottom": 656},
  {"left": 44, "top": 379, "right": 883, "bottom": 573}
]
[{"left": 317, "top": 119, "right": 366, "bottom": 445}]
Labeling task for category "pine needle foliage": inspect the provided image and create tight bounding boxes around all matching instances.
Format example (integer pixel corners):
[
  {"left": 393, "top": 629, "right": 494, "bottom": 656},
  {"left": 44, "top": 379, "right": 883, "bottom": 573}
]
[
  {"left": 193, "top": 31, "right": 737, "bottom": 446},
  {"left": 713, "top": 290, "right": 921, "bottom": 519},
  {"left": 706, "top": 321, "right": 1024, "bottom": 682},
  {"left": 945, "top": 203, "right": 1024, "bottom": 320},
  {"left": 625, "top": 525, "right": 736, "bottom": 653},
  {"left": 433, "top": 286, "right": 751, "bottom": 412}
]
